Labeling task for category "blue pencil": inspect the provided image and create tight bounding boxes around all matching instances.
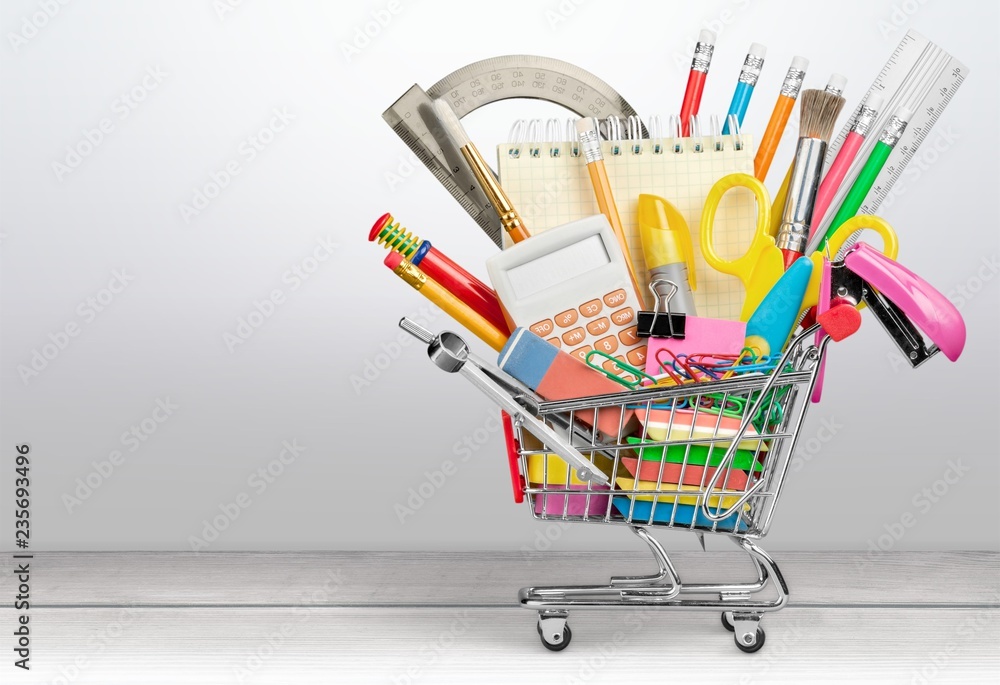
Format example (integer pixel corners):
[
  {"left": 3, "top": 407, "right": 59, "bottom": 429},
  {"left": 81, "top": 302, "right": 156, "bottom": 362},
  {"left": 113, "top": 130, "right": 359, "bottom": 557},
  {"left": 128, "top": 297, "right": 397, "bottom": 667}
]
[{"left": 721, "top": 43, "right": 767, "bottom": 135}]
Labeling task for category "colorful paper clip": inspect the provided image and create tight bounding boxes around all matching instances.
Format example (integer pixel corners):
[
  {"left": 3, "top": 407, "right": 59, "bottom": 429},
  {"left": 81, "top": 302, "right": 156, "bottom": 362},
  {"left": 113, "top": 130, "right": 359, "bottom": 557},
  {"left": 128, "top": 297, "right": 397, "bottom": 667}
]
[{"left": 585, "top": 350, "right": 656, "bottom": 390}]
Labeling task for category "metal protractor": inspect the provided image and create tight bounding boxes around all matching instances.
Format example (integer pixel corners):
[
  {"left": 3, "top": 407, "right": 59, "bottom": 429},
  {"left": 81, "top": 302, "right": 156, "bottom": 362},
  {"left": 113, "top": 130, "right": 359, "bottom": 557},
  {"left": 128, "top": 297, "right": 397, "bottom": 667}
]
[{"left": 383, "top": 55, "right": 645, "bottom": 247}]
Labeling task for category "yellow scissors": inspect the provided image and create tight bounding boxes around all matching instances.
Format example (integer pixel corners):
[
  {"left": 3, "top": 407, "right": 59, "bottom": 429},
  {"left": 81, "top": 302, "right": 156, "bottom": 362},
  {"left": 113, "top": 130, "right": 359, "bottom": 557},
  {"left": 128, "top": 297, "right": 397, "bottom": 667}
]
[
  {"left": 799, "top": 214, "right": 898, "bottom": 320},
  {"left": 700, "top": 173, "right": 785, "bottom": 321}
]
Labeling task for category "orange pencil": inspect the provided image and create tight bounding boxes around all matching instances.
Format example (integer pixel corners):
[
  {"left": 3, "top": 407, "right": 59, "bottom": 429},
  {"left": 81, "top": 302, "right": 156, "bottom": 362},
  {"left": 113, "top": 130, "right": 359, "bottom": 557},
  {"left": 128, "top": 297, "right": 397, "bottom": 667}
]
[{"left": 754, "top": 56, "right": 808, "bottom": 181}]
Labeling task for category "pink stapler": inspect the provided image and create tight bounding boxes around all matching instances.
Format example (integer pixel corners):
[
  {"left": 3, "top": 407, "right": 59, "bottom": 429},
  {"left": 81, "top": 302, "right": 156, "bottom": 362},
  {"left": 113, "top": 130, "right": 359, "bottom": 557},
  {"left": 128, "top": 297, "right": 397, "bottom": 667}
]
[{"left": 811, "top": 243, "right": 966, "bottom": 402}]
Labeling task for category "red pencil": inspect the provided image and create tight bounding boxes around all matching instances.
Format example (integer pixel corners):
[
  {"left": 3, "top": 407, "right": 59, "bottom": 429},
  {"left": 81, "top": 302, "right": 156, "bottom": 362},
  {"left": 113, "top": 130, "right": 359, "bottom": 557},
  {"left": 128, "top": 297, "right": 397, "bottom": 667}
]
[{"left": 679, "top": 30, "right": 716, "bottom": 137}]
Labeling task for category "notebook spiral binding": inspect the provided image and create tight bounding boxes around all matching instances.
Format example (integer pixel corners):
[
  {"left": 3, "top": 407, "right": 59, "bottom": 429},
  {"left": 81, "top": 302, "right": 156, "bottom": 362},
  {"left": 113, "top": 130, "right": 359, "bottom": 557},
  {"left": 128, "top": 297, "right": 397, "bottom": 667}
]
[{"left": 506, "top": 114, "right": 745, "bottom": 159}]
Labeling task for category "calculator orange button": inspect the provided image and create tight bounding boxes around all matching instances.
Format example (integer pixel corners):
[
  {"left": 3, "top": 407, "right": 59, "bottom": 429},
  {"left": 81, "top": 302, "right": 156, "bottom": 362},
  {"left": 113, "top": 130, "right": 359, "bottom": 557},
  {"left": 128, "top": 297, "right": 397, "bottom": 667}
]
[
  {"left": 603, "top": 289, "right": 627, "bottom": 307},
  {"left": 579, "top": 299, "right": 603, "bottom": 317},
  {"left": 570, "top": 346, "right": 593, "bottom": 363},
  {"left": 547, "top": 337, "right": 561, "bottom": 349},
  {"left": 530, "top": 319, "right": 554, "bottom": 337},
  {"left": 626, "top": 347, "right": 647, "bottom": 366},
  {"left": 585, "top": 317, "right": 611, "bottom": 336},
  {"left": 594, "top": 335, "right": 618, "bottom": 354},
  {"left": 601, "top": 355, "right": 625, "bottom": 374},
  {"left": 618, "top": 326, "right": 640, "bottom": 346},
  {"left": 611, "top": 307, "right": 635, "bottom": 326},
  {"left": 555, "top": 309, "right": 578, "bottom": 327},
  {"left": 562, "top": 327, "right": 586, "bottom": 346}
]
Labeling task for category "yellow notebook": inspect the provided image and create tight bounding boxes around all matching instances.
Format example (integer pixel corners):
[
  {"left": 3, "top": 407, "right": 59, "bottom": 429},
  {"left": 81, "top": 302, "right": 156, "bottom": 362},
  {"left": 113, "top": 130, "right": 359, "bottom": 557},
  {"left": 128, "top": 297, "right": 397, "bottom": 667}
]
[{"left": 498, "top": 118, "right": 756, "bottom": 321}]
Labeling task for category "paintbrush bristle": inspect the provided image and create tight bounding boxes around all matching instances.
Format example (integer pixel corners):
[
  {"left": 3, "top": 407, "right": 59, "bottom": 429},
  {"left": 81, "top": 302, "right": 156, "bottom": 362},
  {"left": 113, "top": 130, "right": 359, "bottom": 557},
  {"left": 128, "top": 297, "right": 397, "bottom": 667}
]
[
  {"left": 799, "top": 89, "right": 846, "bottom": 142},
  {"left": 433, "top": 98, "right": 471, "bottom": 148}
]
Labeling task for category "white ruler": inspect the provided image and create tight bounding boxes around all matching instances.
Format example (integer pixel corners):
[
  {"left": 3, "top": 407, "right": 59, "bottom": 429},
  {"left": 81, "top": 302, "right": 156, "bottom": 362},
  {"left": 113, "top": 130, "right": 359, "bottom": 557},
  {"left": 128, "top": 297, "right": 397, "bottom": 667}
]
[{"left": 816, "top": 30, "right": 968, "bottom": 246}]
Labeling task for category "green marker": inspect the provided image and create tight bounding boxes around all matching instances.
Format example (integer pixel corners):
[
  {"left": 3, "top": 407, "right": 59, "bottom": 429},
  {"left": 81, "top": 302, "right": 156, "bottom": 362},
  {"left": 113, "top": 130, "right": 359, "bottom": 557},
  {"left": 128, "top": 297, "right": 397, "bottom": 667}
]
[{"left": 816, "top": 105, "right": 911, "bottom": 252}]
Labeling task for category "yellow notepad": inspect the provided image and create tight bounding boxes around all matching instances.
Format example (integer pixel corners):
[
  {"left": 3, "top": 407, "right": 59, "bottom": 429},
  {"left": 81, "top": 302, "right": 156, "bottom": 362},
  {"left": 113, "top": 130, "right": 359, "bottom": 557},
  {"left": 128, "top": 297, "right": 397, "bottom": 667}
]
[{"left": 498, "top": 124, "right": 756, "bottom": 321}]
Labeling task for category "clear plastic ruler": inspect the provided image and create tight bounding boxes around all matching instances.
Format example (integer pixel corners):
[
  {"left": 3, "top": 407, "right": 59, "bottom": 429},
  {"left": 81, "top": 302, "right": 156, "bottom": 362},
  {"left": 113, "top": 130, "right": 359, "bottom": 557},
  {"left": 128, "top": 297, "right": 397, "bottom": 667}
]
[
  {"left": 382, "top": 56, "right": 644, "bottom": 247},
  {"left": 817, "top": 30, "right": 967, "bottom": 251}
]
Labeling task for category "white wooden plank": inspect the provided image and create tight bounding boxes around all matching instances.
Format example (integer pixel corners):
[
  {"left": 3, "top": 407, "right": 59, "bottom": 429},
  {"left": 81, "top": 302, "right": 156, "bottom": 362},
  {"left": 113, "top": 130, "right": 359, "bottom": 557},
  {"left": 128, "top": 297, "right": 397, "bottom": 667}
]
[
  {"left": 16, "top": 551, "right": 998, "bottom": 607},
  {"left": 6, "top": 607, "right": 997, "bottom": 684}
]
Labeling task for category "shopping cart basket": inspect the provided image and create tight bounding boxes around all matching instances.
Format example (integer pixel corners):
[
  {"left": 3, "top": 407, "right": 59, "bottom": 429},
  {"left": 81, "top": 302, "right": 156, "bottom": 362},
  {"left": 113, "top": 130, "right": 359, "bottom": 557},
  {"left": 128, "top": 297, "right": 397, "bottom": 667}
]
[{"left": 400, "top": 316, "right": 832, "bottom": 653}]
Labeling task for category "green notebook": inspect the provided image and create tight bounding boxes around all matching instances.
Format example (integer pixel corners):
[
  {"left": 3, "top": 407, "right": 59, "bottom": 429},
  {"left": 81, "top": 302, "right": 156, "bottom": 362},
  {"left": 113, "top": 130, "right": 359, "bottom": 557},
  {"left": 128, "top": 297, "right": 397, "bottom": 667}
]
[{"left": 626, "top": 437, "right": 764, "bottom": 472}]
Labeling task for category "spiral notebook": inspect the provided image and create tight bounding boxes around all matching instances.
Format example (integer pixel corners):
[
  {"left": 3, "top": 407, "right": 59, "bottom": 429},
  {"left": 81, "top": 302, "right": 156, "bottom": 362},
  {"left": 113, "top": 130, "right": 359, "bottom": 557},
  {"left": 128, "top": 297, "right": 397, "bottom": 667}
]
[{"left": 497, "top": 117, "right": 756, "bottom": 321}]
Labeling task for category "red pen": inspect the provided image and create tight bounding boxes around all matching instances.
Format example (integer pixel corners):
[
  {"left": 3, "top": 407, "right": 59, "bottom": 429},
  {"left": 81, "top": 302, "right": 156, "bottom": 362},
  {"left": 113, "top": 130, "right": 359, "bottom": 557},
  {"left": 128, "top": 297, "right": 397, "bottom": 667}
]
[
  {"left": 370, "top": 213, "right": 511, "bottom": 334},
  {"left": 679, "top": 30, "right": 716, "bottom": 137}
]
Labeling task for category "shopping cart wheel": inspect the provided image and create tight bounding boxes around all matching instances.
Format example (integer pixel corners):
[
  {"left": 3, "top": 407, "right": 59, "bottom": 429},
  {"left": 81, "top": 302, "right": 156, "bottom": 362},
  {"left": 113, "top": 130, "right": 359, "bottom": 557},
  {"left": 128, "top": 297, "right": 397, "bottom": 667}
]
[
  {"left": 734, "top": 627, "right": 765, "bottom": 654},
  {"left": 721, "top": 612, "right": 735, "bottom": 632},
  {"left": 536, "top": 613, "right": 571, "bottom": 652}
]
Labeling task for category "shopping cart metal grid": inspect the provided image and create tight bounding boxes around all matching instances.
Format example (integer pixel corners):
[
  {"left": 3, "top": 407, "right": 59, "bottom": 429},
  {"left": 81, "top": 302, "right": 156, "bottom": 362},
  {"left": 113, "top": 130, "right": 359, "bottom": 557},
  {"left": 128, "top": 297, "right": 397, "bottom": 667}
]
[{"left": 401, "top": 317, "right": 831, "bottom": 653}]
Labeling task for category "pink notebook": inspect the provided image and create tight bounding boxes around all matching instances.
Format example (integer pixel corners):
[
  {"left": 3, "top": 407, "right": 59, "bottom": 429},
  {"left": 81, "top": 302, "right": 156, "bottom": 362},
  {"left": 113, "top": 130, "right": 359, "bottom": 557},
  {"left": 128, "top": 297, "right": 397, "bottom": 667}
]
[{"left": 644, "top": 316, "right": 746, "bottom": 379}]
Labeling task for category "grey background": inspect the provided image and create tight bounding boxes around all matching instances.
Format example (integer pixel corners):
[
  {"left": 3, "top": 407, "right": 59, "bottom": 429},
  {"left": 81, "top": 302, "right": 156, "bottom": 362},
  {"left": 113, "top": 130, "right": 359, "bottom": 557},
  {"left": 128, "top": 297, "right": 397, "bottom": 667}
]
[{"left": 0, "top": 0, "right": 997, "bottom": 552}]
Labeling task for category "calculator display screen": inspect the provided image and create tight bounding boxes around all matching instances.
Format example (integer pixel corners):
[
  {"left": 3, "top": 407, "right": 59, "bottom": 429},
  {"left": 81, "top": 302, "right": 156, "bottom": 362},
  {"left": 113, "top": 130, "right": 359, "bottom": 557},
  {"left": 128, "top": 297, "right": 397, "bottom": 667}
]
[{"left": 506, "top": 234, "right": 610, "bottom": 299}]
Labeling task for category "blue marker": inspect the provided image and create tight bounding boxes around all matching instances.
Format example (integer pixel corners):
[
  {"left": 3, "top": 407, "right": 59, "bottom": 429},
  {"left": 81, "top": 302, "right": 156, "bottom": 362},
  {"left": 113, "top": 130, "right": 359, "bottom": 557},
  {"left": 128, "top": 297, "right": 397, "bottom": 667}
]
[{"left": 721, "top": 43, "right": 767, "bottom": 135}]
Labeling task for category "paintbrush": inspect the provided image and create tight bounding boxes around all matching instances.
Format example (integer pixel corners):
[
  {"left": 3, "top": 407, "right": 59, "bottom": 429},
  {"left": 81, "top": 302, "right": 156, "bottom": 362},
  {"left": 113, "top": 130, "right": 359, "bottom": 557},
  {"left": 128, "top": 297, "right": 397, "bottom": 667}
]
[
  {"left": 775, "top": 87, "right": 846, "bottom": 269},
  {"left": 433, "top": 98, "right": 530, "bottom": 243}
]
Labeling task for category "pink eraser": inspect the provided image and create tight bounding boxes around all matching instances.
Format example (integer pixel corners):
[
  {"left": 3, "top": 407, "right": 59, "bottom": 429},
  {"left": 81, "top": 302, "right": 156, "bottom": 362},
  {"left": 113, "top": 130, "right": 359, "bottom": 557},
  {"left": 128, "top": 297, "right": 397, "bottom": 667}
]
[
  {"left": 384, "top": 251, "right": 403, "bottom": 269},
  {"left": 499, "top": 328, "right": 639, "bottom": 438}
]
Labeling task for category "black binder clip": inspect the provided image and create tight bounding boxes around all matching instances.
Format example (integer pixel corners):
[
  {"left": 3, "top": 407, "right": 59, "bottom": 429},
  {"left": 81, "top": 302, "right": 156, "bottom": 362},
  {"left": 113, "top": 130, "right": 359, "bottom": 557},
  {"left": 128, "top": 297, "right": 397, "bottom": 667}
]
[{"left": 637, "top": 279, "right": 687, "bottom": 339}]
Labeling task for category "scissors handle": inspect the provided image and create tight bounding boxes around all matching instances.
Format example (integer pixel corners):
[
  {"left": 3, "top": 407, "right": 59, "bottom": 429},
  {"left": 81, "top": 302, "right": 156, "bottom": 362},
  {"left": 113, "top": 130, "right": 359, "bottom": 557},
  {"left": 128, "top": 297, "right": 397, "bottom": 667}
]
[
  {"left": 823, "top": 214, "right": 899, "bottom": 260},
  {"left": 700, "top": 173, "right": 773, "bottom": 283}
]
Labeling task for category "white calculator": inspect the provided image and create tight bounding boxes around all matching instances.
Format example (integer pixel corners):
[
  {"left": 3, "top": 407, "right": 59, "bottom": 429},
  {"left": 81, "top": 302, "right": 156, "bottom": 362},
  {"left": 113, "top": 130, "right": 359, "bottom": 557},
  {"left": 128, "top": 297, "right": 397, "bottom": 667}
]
[{"left": 486, "top": 214, "right": 647, "bottom": 377}]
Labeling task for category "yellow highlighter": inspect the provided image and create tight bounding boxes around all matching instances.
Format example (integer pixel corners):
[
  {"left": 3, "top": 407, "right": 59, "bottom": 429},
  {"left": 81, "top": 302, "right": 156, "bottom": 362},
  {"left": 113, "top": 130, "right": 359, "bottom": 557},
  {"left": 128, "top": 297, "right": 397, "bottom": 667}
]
[
  {"left": 637, "top": 194, "right": 697, "bottom": 315},
  {"left": 798, "top": 214, "right": 899, "bottom": 321}
]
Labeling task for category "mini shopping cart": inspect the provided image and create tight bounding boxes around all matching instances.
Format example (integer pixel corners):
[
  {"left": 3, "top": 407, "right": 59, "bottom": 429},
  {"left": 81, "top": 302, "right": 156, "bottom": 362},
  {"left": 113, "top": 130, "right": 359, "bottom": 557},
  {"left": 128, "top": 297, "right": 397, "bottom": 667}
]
[
  {"left": 399, "top": 317, "right": 829, "bottom": 654},
  {"left": 397, "top": 244, "right": 964, "bottom": 654}
]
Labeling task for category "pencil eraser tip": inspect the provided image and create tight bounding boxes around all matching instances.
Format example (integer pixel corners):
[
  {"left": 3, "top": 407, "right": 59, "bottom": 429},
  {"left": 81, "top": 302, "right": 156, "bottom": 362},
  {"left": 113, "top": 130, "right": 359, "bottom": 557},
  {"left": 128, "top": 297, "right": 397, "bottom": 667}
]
[
  {"left": 749, "top": 42, "right": 766, "bottom": 58},
  {"left": 575, "top": 117, "right": 597, "bottom": 135},
  {"left": 827, "top": 73, "right": 848, "bottom": 92},
  {"left": 790, "top": 56, "right": 809, "bottom": 72},
  {"left": 384, "top": 251, "right": 403, "bottom": 269},
  {"left": 864, "top": 92, "right": 885, "bottom": 112},
  {"left": 895, "top": 105, "right": 913, "bottom": 121},
  {"left": 369, "top": 213, "right": 391, "bottom": 242},
  {"left": 698, "top": 29, "right": 716, "bottom": 44}
]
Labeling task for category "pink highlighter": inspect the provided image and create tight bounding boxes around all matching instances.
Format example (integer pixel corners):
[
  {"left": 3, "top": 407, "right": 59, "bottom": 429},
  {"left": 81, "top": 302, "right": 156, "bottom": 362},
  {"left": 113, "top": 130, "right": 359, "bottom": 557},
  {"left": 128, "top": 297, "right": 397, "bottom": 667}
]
[{"left": 810, "top": 93, "right": 885, "bottom": 237}]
